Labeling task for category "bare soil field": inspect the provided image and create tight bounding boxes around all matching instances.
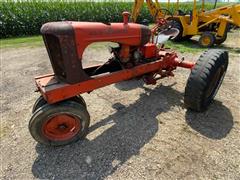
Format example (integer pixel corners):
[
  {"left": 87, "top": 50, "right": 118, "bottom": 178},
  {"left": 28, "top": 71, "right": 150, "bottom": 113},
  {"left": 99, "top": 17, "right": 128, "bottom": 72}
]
[{"left": 1, "top": 31, "right": 240, "bottom": 179}]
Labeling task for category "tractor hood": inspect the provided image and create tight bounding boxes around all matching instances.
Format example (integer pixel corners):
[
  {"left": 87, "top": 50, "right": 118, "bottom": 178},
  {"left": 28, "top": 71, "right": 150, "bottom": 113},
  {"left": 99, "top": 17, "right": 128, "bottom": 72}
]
[
  {"left": 40, "top": 21, "right": 151, "bottom": 84},
  {"left": 41, "top": 21, "right": 151, "bottom": 58}
]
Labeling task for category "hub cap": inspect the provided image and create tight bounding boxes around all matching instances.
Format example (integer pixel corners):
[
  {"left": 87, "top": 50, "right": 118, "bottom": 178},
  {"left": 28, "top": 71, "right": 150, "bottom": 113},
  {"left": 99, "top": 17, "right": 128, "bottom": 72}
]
[
  {"left": 42, "top": 114, "right": 81, "bottom": 141},
  {"left": 202, "top": 36, "right": 211, "bottom": 46}
]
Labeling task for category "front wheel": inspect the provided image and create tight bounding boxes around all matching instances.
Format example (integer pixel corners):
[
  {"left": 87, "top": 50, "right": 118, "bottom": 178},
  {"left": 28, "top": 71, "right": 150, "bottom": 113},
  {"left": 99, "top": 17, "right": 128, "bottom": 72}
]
[
  {"left": 184, "top": 49, "right": 228, "bottom": 112},
  {"left": 29, "top": 101, "right": 90, "bottom": 146},
  {"left": 32, "top": 95, "right": 87, "bottom": 113},
  {"left": 199, "top": 32, "right": 215, "bottom": 47}
]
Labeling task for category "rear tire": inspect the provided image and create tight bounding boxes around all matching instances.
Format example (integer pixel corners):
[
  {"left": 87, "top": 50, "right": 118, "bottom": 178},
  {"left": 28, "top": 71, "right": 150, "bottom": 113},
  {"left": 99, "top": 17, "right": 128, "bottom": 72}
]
[
  {"left": 170, "top": 20, "right": 184, "bottom": 42},
  {"left": 215, "top": 34, "right": 227, "bottom": 45},
  {"left": 29, "top": 101, "right": 90, "bottom": 146},
  {"left": 215, "top": 23, "right": 229, "bottom": 45},
  {"left": 182, "top": 35, "right": 193, "bottom": 41},
  {"left": 215, "top": 35, "right": 227, "bottom": 45},
  {"left": 184, "top": 49, "right": 228, "bottom": 112}
]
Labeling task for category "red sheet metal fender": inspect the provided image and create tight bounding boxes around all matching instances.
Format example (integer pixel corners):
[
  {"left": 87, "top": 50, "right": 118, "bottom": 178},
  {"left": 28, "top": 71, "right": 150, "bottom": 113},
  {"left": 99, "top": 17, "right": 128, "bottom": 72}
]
[
  {"left": 40, "top": 21, "right": 151, "bottom": 84},
  {"left": 41, "top": 21, "right": 151, "bottom": 58},
  {"left": 72, "top": 22, "right": 151, "bottom": 58}
]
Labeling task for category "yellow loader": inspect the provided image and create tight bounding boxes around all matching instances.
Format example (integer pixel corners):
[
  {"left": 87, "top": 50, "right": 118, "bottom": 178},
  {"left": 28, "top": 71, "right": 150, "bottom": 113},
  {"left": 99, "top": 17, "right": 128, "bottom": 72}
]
[{"left": 132, "top": 0, "right": 240, "bottom": 47}]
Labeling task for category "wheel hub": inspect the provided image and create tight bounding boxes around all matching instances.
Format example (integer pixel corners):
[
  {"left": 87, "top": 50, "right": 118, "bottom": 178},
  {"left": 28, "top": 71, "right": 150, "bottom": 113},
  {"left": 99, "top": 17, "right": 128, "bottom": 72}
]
[
  {"left": 202, "top": 36, "right": 211, "bottom": 46},
  {"left": 42, "top": 114, "right": 81, "bottom": 141}
]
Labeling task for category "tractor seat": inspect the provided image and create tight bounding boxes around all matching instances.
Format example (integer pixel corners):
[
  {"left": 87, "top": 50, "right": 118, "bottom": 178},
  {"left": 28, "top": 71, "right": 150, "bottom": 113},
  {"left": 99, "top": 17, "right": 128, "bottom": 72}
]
[
  {"left": 156, "top": 28, "right": 180, "bottom": 44},
  {"left": 178, "top": 10, "right": 193, "bottom": 23},
  {"left": 178, "top": 10, "right": 186, "bottom": 16}
]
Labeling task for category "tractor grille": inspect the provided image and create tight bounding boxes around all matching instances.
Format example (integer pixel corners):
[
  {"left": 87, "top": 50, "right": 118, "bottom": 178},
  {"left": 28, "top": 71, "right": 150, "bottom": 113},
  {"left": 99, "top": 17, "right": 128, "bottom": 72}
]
[
  {"left": 43, "top": 34, "right": 66, "bottom": 79},
  {"left": 41, "top": 22, "right": 89, "bottom": 84}
]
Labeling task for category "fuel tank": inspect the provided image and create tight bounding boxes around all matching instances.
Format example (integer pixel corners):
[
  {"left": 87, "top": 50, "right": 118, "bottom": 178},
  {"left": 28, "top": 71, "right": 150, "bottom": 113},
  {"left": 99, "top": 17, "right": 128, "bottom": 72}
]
[{"left": 41, "top": 21, "right": 151, "bottom": 84}]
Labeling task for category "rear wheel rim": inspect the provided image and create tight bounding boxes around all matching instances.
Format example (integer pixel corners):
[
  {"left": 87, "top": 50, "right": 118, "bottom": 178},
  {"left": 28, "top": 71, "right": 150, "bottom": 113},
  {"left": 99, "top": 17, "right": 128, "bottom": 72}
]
[{"left": 42, "top": 114, "right": 81, "bottom": 141}]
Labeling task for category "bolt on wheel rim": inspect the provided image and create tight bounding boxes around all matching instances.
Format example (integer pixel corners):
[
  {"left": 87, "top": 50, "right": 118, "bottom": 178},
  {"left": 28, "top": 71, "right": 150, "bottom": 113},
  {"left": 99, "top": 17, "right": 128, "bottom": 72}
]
[{"left": 42, "top": 114, "right": 81, "bottom": 141}]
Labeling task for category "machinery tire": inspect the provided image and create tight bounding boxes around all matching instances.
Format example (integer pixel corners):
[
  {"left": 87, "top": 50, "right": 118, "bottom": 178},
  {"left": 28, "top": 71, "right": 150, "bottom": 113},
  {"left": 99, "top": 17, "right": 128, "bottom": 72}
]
[
  {"left": 74, "top": 95, "right": 87, "bottom": 108},
  {"left": 32, "top": 95, "right": 87, "bottom": 113},
  {"left": 184, "top": 49, "right": 228, "bottom": 112},
  {"left": 32, "top": 96, "right": 47, "bottom": 113},
  {"left": 170, "top": 20, "right": 184, "bottom": 42},
  {"left": 199, "top": 32, "right": 215, "bottom": 47},
  {"left": 215, "top": 23, "right": 229, "bottom": 45},
  {"left": 215, "top": 35, "right": 227, "bottom": 45},
  {"left": 182, "top": 35, "right": 193, "bottom": 41},
  {"left": 29, "top": 101, "right": 90, "bottom": 146}
]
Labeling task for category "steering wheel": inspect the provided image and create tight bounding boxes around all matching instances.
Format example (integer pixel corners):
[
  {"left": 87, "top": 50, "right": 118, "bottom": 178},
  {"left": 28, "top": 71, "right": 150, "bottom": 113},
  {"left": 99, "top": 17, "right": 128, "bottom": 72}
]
[
  {"left": 154, "top": 8, "right": 173, "bottom": 21},
  {"left": 153, "top": 8, "right": 174, "bottom": 33}
]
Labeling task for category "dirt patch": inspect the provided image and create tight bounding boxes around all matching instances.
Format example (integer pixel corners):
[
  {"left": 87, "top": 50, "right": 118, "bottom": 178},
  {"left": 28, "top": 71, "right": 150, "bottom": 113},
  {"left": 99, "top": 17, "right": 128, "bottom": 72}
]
[{"left": 1, "top": 32, "right": 240, "bottom": 179}]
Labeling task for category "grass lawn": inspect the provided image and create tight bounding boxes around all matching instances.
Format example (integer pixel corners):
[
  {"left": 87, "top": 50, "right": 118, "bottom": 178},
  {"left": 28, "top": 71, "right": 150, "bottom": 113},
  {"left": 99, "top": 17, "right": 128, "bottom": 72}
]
[
  {"left": 1, "top": 35, "right": 208, "bottom": 53},
  {"left": 0, "top": 36, "right": 118, "bottom": 50},
  {"left": 165, "top": 40, "right": 206, "bottom": 53},
  {"left": 1, "top": 36, "right": 44, "bottom": 49},
  {"left": 4, "top": 29, "right": 239, "bottom": 54}
]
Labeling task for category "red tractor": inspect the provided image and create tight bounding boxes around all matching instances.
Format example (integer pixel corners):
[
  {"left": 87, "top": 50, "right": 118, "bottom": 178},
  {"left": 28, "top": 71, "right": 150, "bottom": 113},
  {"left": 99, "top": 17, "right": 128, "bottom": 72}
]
[{"left": 29, "top": 12, "right": 228, "bottom": 146}]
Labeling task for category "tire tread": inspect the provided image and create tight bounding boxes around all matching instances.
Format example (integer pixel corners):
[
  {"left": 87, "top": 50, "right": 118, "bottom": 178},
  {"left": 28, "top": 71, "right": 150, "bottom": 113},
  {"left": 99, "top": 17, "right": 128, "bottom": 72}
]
[{"left": 184, "top": 49, "right": 228, "bottom": 111}]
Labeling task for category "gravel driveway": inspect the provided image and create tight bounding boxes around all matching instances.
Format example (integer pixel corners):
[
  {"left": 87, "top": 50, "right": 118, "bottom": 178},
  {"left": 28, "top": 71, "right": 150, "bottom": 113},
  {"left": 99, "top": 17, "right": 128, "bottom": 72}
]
[{"left": 1, "top": 31, "right": 240, "bottom": 179}]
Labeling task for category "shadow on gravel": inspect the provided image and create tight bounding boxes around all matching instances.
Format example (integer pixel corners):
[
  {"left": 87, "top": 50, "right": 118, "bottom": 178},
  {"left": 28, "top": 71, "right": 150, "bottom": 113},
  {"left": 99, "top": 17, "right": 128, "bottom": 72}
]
[
  {"left": 218, "top": 44, "right": 240, "bottom": 54},
  {"left": 185, "top": 101, "right": 233, "bottom": 139},
  {"left": 31, "top": 83, "right": 233, "bottom": 179},
  {"left": 114, "top": 79, "right": 145, "bottom": 91},
  {"left": 32, "top": 84, "right": 183, "bottom": 179}
]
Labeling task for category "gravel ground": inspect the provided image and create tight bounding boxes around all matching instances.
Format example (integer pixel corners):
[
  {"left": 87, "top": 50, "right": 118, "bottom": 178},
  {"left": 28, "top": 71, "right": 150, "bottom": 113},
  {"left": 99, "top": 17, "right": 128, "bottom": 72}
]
[{"left": 1, "top": 31, "right": 240, "bottom": 179}]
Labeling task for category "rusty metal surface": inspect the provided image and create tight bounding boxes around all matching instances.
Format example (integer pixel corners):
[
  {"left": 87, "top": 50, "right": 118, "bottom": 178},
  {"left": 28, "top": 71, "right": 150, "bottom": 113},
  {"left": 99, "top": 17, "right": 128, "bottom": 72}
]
[
  {"left": 41, "top": 22, "right": 90, "bottom": 84},
  {"left": 35, "top": 56, "right": 194, "bottom": 104},
  {"left": 40, "top": 21, "right": 152, "bottom": 85},
  {"left": 140, "top": 25, "right": 152, "bottom": 45}
]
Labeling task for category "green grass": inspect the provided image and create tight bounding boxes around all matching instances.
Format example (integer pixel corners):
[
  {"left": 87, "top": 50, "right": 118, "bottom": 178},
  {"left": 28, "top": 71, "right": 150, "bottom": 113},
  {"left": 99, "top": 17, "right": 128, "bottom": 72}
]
[
  {"left": 3, "top": 31, "right": 239, "bottom": 53},
  {"left": 1, "top": 36, "right": 43, "bottom": 48},
  {"left": 1, "top": 34, "right": 204, "bottom": 53},
  {"left": 3, "top": 32, "right": 239, "bottom": 54},
  {"left": 0, "top": 35, "right": 118, "bottom": 49},
  {"left": 165, "top": 40, "right": 206, "bottom": 53}
]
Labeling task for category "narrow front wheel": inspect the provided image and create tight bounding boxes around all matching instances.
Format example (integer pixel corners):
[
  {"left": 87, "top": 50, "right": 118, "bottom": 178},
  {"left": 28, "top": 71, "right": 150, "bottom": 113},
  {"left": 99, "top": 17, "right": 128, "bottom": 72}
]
[
  {"left": 29, "top": 101, "right": 90, "bottom": 146},
  {"left": 32, "top": 95, "right": 87, "bottom": 113},
  {"left": 199, "top": 32, "right": 215, "bottom": 47}
]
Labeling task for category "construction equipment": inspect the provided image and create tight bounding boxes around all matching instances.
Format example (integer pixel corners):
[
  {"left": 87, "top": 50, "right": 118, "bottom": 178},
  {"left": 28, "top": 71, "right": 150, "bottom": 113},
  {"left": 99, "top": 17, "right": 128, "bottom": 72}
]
[
  {"left": 29, "top": 12, "right": 228, "bottom": 146},
  {"left": 132, "top": 0, "right": 240, "bottom": 47}
]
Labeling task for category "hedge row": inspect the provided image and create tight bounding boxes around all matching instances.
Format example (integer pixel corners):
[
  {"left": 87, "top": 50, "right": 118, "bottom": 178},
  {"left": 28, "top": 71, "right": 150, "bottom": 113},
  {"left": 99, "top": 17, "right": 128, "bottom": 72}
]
[{"left": 0, "top": 0, "right": 226, "bottom": 38}]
